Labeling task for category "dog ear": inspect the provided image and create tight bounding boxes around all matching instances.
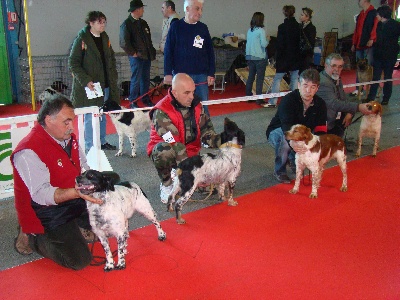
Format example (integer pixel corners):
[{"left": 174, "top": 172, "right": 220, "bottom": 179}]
[
  {"left": 377, "top": 103, "right": 383, "bottom": 115},
  {"left": 237, "top": 129, "right": 246, "bottom": 146},
  {"left": 102, "top": 171, "right": 120, "bottom": 191}
]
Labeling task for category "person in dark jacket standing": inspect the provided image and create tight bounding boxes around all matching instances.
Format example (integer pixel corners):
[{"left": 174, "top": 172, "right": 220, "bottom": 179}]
[
  {"left": 351, "top": 0, "right": 378, "bottom": 96},
  {"left": 69, "top": 11, "right": 118, "bottom": 151},
  {"left": 367, "top": 5, "right": 400, "bottom": 105},
  {"left": 265, "top": 5, "right": 300, "bottom": 107},
  {"left": 298, "top": 7, "right": 316, "bottom": 74},
  {"left": 120, "top": 0, "right": 156, "bottom": 108}
]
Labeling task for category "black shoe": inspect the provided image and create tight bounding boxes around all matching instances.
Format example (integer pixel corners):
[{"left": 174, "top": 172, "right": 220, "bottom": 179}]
[
  {"left": 142, "top": 100, "right": 154, "bottom": 107},
  {"left": 14, "top": 226, "right": 33, "bottom": 255},
  {"left": 101, "top": 143, "right": 116, "bottom": 150},
  {"left": 381, "top": 100, "right": 389, "bottom": 105},
  {"left": 130, "top": 102, "right": 139, "bottom": 109}
]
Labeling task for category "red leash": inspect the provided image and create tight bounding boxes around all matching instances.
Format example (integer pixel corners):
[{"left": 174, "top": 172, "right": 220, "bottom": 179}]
[{"left": 126, "top": 81, "right": 209, "bottom": 108}]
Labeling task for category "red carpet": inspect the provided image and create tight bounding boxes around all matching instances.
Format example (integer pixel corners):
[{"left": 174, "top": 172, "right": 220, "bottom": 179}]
[{"left": 1, "top": 147, "right": 399, "bottom": 299}]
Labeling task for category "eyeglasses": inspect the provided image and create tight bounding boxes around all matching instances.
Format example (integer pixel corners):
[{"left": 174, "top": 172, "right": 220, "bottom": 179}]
[{"left": 329, "top": 64, "right": 344, "bottom": 69}]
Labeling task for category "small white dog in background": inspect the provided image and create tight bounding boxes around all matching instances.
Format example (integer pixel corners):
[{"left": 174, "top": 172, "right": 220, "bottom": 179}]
[
  {"left": 101, "top": 100, "right": 151, "bottom": 157},
  {"left": 356, "top": 100, "right": 383, "bottom": 158},
  {"left": 38, "top": 80, "right": 68, "bottom": 104}
]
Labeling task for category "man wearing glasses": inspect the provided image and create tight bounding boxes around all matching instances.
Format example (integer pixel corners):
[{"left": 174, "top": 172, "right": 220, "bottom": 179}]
[{"left": 317, "top": 53, "right": 372, "bottom": 138}]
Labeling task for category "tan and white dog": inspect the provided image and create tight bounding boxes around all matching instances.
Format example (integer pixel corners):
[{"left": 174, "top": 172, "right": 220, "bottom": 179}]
[
  {"left": 285, "top": 124, "right": 348, "bottom": 198},
  {"left": 356, "top": 101, "right": 383, "bottom": 157}
]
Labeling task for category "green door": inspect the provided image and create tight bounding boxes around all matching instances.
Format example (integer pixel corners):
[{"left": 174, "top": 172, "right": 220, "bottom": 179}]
[{"left": 0, "top": 2, "right": 13, "bottom": 105}]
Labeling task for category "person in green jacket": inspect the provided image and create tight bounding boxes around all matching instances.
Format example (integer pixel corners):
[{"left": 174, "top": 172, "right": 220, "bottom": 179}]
[{"left": 69, "top": 11, "right": 119, "bottom": 151}]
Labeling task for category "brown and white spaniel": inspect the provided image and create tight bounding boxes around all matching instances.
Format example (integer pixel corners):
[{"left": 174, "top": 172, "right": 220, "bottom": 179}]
[{"left": 285, "top": 124, "right": 348, "bottom": 198}]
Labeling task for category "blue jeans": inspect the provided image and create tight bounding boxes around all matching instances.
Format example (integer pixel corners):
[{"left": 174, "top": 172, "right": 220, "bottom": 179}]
[
  {"left": 246, "top": 59, "right": 268, "bottom": 96},
  {"left": 269, "top": 70, "right": 299, "bottom": 105},
  {"left": 367, "top": 58, "right": 396, "bottom": 102},
  {"left": 267, "top": 127, "right": 295, "bottom": 175},
  {"left": 84, "top": 87, "right": 109, "bottom": 150},
  {"left": 128, "top": 56, "right": 151, "bottom": 104},
  {"left": 356, "top": 48, "right": 374, "bottom": 83},
  {"left": 188, "top": 73, "right": 210, "bottom": 116}
]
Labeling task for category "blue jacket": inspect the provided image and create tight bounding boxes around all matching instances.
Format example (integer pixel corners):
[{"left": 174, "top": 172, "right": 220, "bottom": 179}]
[
  {"left": 164, "top": 18, "right": 215, "bottom": 76},
  {"left": 245, "top": 27, "right": 269, "bottom": 60}
]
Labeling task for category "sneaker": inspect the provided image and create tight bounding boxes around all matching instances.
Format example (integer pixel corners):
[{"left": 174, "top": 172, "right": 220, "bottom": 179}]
[
  {"left": 381, "top": 100, "right": 389, "bottom": 105},
  {"left": 351, "top": 89, "right": 359, "bottom": 96},
  {"left": 273, "top": 173, "right": 291, "bottom": 184},
  {"left": 101, "top": 143, "right": 116, "bottom": 150},
  {"left": 263, "top": 103, "right": 276, "bottom": 108},
  {"left": 160, "top": 183, "right": 174, "bottom": 204},
  {"left": 79, "top": 227, "right": 98, "bottom": 243},
  {"left": 14, "top": 226, "right": 33, "bottom": 255}
]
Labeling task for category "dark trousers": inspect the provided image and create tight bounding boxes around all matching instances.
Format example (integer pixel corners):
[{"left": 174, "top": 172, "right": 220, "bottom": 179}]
[
  {"left": 246, "top": 59, "right": 268, "bottom": 96},
  {"left": 328, "top": 119, "right": 347, "bottom": 138},
  {"left": 367, "top": 58, "right": 397, "bottom": 103},
  {"left": 29, "top": 214, "right": 92, "bottom": 270}
]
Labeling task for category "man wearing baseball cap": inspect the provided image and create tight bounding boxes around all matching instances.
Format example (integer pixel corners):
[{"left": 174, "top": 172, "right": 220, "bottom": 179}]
[{"left": 120, "top": 0, "right": 156, "bottom": 108}]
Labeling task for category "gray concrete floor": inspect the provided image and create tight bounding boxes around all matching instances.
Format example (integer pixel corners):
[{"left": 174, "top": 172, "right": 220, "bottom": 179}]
[{"left": 1, "top": 91, "right": 399, "bottom": 271}]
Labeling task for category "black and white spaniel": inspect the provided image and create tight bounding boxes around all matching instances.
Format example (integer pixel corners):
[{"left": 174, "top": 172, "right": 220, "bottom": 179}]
[
  {"left": 167, "top": 118, "right": 245, "bottom": 224},
  {"left": 102, "top": 100, "right": 151, "bottom": 157},
  {"left": 76, "top": 170, "right": 166, "bottom": 271}
]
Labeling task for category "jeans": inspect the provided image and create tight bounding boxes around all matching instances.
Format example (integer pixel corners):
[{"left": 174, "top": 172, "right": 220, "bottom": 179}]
[
  {"left": 128, "top": 56, "right": 151, "bottom": 104},
  {"left": 188, "top": 73, "right": 210, "bottom": 116},
  {"left": 246, "top": 59, "right": 268, "bottom": 96},
  {"left": 356, "top": 48, "right": 374, "bottom": 83},
  {"left": 267, "top": 127, "right": 295, "bottom": 175},
  {"left": 84, "top": 87, "right": 109, "bottom": 150},
  {"left": 269, "top": 70, "right": 299, "bottom": 105},
  {"left": 367, "top": 58, "right": 396, "bottom": 102}
]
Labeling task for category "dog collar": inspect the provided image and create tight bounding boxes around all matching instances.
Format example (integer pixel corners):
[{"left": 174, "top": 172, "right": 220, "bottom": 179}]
[{"left": 219, "top": 142, "right": 242, "bottom": 149}]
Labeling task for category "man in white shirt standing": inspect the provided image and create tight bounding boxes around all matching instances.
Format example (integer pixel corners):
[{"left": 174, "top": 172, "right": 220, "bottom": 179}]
[{"left": 160, "top": 1, "right": 180, "bottom": 54}]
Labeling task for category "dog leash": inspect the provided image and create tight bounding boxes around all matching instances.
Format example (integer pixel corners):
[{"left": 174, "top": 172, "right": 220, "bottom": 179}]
[
  {"left": 188, "top": 184, "right": 217, "bottom": 202},
  {"left": 88, "top": 241, "right": 118, "bottom": 267},
  {"left": 126, "top": 81, "right": 209, "bottom": 108}
]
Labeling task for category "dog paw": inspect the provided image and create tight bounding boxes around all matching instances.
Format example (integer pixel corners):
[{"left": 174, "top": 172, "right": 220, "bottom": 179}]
[
  {"left": 228, "top": 200, "right": 238, "bottom": 206},
  {"left": 340, "top": 185, "right": 348, "bottom": 192},
  {"left": 130, "top": 153, "right": 137, "bottom": 158},
  {"left": 309, "top": 193, "right": 318, "bottom": 199},
  {"left": 115, "top": 151, "right": 123, "bottom": 157},
  {"left": 289, "top": 189, "right": 298, "bottom": 194},
  {"left": 104, "top": 265, "right": 115, "bottom": 272},
  {"left": 158, "top": 232, "right": 167, "bottom": 241},
  {"left": 177, "top": 218, "right": 186, "bottom": 225},
  {"left": 115, "top": 263, "right": 126, "bottom": 270}
]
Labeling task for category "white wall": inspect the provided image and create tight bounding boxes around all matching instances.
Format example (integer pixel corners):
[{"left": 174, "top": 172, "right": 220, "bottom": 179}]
[{"left": 26, "top": 0, "right": 382, "bottom": 56}]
